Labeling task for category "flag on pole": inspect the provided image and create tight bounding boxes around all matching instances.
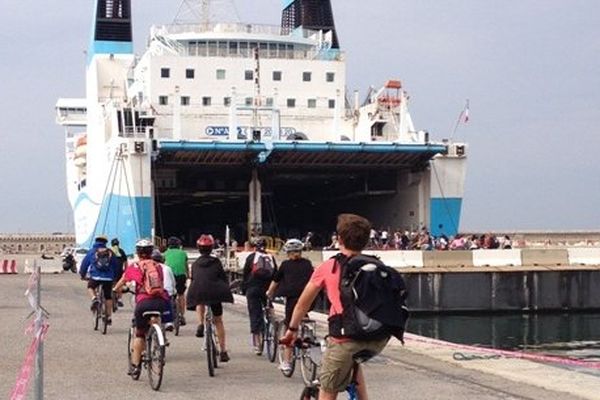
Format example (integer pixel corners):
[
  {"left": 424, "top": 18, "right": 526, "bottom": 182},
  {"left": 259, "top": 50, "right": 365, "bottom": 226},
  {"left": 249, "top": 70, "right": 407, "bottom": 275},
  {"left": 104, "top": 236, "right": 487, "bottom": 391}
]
[{"left": 462, "top": 99, "right": 470, "bottom": 123}]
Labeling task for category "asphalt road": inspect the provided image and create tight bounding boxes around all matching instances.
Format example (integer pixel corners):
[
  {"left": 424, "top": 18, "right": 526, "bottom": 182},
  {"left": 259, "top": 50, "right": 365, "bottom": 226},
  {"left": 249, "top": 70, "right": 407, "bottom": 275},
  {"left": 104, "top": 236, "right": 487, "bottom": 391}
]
[{"left": 0, "top": 273, "right": 588, "bottom": 400}]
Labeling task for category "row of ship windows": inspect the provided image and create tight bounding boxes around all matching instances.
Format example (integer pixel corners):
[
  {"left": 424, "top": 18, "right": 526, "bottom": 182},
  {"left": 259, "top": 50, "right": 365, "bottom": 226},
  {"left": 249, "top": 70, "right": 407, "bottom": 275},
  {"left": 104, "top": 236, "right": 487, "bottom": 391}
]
[
  {"left": 160, "top": 67, "right": 335, "bottom": 83},
  {"left": 157, "top": 95, "right": 336, "bottom": 109},
  {"left": 187, "top": 41, "right": 296, "bottom": 58}
]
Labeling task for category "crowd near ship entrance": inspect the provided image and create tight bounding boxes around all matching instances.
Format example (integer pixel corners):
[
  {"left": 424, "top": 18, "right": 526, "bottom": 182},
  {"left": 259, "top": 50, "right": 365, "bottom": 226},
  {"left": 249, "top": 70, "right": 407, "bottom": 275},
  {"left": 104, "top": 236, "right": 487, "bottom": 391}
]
[{"left": 153, "top": 141, "right": 445, "bottom": 247}]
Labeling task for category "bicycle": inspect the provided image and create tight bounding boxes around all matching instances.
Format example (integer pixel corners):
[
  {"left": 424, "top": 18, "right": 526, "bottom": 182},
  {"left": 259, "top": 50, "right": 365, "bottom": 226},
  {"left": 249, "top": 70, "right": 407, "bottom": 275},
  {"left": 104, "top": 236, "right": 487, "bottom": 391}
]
[
  {"left": 278, "top": 318, "right": 320, "bottom": 384},
  {"left": 297, "top": 338, "right": 376, "bottom": 400},
  {"left": 127, "top": 311, "right": 166, "bottom": 391},
  {"left": 202, "top": 305, "right": 219, "bottom": 377},
  {"left": 93, "top": 284, "right": 109, "bottom": 335},
  {"left": 260, "top": 299, "right": 278, "bottom": 362},
  {"left": 171, "top": 296, "right": 183, "bottom": 336}
]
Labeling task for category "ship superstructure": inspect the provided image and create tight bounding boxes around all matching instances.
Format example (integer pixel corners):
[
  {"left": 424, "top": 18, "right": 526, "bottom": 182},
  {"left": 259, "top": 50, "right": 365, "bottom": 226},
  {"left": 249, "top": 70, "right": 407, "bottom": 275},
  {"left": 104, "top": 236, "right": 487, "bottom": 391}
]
[{"left": 56, "top": 0, "right": 467, "bottom": 253}]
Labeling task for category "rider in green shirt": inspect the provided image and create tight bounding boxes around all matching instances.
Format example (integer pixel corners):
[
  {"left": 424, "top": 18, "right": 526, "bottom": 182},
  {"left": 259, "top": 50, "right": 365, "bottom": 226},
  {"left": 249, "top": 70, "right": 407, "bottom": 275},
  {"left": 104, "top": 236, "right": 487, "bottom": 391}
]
[{"left": 164, "top": 237, "right": 189, "bottom": 325}]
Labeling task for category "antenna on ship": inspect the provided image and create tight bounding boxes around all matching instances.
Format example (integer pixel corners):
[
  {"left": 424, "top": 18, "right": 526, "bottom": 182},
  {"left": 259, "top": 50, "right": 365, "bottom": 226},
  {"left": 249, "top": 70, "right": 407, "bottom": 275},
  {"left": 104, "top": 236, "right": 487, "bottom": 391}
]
[{"left": 173, "top": 0, "right": 240, "bottom": 24}]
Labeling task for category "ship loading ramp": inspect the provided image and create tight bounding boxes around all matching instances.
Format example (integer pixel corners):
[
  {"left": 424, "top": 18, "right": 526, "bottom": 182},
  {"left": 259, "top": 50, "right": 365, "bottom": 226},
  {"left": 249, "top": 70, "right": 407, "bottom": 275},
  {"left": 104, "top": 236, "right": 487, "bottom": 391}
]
[{"left": 153, "top": 140, "right": 447, "bottom": 246}]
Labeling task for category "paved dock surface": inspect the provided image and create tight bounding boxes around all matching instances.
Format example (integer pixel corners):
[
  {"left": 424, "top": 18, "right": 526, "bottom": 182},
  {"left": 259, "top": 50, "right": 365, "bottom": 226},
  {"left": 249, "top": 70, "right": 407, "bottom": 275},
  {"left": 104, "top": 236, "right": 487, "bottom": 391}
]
[{"left": 1, "top": 273, "right": 597, "bottom": 399}]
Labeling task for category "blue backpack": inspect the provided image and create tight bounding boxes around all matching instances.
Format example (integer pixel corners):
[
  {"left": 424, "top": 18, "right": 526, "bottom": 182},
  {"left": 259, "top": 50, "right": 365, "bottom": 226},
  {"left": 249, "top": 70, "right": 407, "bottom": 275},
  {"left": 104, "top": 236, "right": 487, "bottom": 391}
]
[{"left": 94, "top": 248, "right": 113, "bottom": 271}]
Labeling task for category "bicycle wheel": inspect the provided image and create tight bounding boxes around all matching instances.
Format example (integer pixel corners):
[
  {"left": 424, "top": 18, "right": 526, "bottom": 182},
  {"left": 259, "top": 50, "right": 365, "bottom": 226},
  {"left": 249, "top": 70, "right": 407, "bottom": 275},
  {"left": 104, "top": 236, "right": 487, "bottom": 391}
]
[
  {"left": 101, "top": 295, "right": 108, "bottom": 335},
  {"left": 300, "top": 348, "right": 318, "bottom": 385},
  {"left": 93, "top": 305, "right": 100, "bottom": 331},
  {"left": 147, "top": 325, "right": 165, "bottom": 391},
  {"left": 299, "top": 385, "right": 319, "bottom": 400},
  {"left": 173, "top": 301, "right": 180, "bottom": 337},
  {"left": 266, "top": 320, "right": 278, "bottom": 363},
  {"left": 211, "top": 327, "right": 219, "bottom": 370},
  {"left": 205, "top": 323, "right": 215, "bottom": 377}
]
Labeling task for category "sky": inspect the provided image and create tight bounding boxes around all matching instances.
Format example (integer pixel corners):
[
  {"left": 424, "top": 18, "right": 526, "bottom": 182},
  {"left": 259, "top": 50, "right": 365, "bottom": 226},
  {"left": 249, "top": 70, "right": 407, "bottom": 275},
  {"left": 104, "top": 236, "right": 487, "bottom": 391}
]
[{"left": 0, "top": 0, "right": 599, "bottom": 233}]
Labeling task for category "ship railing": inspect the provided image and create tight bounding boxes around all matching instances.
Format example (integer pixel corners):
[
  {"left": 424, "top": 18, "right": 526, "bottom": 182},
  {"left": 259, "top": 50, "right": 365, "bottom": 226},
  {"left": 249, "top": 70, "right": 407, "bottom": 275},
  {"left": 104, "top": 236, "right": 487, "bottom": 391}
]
[{"left": 152, "top": 22, "right": 319, "bottom": 39}]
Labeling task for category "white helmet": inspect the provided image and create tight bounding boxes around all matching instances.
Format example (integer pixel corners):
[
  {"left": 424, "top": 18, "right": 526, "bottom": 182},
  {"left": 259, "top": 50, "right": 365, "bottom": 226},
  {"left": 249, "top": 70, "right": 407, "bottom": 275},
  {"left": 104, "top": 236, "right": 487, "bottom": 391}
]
[
  {"left": 135, "top": 238, "right": 154, "bottom": 257},
  {"left": 283, "top": 238, "right": 304, "bottom": 253}
]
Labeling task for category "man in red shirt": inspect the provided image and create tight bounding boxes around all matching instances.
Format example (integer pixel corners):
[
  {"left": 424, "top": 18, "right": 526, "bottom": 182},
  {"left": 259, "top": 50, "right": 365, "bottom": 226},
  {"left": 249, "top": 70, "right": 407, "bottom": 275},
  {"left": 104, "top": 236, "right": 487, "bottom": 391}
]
[{"left": 281, "top": 214, "right": 389, "bottom": 400}]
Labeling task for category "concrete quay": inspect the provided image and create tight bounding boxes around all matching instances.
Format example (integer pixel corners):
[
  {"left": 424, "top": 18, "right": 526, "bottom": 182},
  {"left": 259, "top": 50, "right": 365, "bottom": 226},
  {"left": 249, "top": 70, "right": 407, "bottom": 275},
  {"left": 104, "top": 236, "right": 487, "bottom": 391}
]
[{"left": 2, "top": 273, "right": 599, "bottom": 399}]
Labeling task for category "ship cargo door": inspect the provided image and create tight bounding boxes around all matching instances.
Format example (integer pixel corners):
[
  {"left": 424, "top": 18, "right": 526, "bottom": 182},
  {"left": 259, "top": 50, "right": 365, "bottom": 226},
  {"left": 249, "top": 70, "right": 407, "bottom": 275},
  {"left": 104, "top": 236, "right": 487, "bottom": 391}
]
[{"left": 153, "top": 166, "right": 252, "bottom": 246}]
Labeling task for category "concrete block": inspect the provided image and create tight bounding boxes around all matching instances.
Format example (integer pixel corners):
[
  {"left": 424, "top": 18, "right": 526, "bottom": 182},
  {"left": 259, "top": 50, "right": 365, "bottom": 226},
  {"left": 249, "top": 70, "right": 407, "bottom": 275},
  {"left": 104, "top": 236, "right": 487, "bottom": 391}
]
[
  {"left": 472, "top": 249, "right": 522, "bottom": 267},
  {"left": 567, "top": 248, "right": 600, "bottom": 265},
  {"left": 422, "top": 251, "right": 473, "bottom": 268},
  {"left": 23, "top": 258, "right": 63, "bottom": 274},
  {"left": 521, "top": 249, "right": 569, "bottom": 266},
  {"left": 363, "top": 251, "right": 423, "bottom": 268}
]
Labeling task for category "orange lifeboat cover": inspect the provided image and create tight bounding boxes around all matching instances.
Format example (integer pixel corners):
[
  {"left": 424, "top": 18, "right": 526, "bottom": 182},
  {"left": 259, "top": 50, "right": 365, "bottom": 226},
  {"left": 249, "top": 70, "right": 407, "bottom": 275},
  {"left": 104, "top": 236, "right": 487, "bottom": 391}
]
[{"left": 384, "top": 80, "right": 402, "bottom": 89}]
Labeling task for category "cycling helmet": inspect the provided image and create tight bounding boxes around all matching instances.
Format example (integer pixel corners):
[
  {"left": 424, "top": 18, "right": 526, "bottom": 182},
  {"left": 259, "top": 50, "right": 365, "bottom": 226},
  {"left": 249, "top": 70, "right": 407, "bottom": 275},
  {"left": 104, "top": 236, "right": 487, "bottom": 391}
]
[
  {"left": 135, "top": 238, "right": 154, "bottom": 257},
  {"left": 283, "top": 238, "right": 304, "bottom": 253},
  {"left": 167, "top": 236, "right": 181, "bottom": 248},
  {"left": 95, "top": 235, "right": 109, "bottom": 244},
  {"left": 196, "top": 234, "right": 215, "bottom": 248},
  {"left": 111, "top": 238, "right": 119, "bottom": 246},
  {"left": 151, "top": 249, "right": 164, "bottom": 263}
]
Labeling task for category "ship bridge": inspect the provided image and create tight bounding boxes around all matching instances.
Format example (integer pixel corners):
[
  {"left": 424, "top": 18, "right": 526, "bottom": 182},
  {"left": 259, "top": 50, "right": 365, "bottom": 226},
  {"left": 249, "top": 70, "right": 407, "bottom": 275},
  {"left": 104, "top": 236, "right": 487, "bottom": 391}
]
[{"left": 153, "top": 140, "right": 447, "bottom": 246}]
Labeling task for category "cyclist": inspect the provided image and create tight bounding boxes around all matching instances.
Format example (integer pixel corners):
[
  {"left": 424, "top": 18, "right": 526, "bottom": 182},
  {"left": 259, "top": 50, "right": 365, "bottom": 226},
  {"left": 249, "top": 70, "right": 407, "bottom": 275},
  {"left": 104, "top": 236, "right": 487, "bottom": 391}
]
[
  {"left": 111, "top": 238, "right": 127, "bottom": 307},
  {"left": 114, "top": 239, "right": 170, "bottom": 376},
  {"left": 281, "top": 214, "right": 389, "bottom": 400},
  {"left": 266, "top": 238, "right": 313, "bottom": 372},
  {"left": 186, "top": 234, "right": 233, "bottom": 362},
  {"left": 151, "top": 249, "right": 176, "bottom": 332},
  {"left": 80, "top": 235, "right": 118, "bottom": 324},
  {"left": 164, "top": 236, "right": 189, "bottom": 326},
  {"left": 241, "top": 237, "right": 277, "bottom": 355}
]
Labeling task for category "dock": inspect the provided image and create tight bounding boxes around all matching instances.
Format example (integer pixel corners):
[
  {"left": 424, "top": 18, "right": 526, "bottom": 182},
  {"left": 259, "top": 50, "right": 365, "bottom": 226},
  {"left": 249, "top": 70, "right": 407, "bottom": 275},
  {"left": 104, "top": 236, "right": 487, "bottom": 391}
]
[{"left": 1, "top": 273, "right": 599, "bottom": 399}]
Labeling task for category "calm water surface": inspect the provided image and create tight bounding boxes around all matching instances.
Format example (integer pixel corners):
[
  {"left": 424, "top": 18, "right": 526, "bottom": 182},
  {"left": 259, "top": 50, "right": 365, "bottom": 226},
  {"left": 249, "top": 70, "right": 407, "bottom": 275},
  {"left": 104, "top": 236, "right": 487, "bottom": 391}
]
[{"left": 408, "top": 313, "right": 600, "bottom": 362}]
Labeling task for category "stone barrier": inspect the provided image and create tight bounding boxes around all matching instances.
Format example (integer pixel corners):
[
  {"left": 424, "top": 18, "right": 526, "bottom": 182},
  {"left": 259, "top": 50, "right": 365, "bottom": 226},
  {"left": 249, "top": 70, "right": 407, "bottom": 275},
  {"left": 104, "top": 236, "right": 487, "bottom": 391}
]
[
  {"left": 472, "top": 249, "right": 522, "bottom": 267},
  {"left": 422, "top": 250, "right": 473, "bottom": 268},
  {"left": 521, "top": 249, "right": 569, "bottom": 266},
  {"left": 23, "top": 258, "right": 63, "bottom": 274},
  {"left": 567, "top": 248, "right": 600, "bottom": 265}
]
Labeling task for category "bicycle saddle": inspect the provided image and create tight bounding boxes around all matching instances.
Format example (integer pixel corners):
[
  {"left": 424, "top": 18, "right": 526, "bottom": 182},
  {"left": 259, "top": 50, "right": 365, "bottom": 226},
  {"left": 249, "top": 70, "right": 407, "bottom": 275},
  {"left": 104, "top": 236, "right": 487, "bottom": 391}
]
[{"left": 142, "top": 311, "right": 163, "bottom": 317}]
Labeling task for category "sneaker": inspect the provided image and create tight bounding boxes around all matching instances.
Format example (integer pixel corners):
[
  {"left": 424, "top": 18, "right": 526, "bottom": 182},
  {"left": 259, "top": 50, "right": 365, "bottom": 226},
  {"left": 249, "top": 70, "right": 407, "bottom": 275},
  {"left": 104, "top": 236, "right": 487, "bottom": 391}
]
[
  {"left": 180, "top": 315, "right": 187, "bottom": 326},
  {"left": 165, "top": 322, "right": 174, "bottom": 332},
  {"left": 254, "top": 346, "right": 262, "bottom": 356},
  {"left": 127, "top": 364, "right": 141, "bottom": 377},
  {"left": 220, "top": 351, "right": 230, "bottom": 362},
  {"left": 195, "top": 324, "right": 205, "bottom": 338},
  {"left": 90, "top": 297, "right": 99, "bottom": 312},
  {"left": 279, "top": 361, "right": 292, "bottom": 373}
]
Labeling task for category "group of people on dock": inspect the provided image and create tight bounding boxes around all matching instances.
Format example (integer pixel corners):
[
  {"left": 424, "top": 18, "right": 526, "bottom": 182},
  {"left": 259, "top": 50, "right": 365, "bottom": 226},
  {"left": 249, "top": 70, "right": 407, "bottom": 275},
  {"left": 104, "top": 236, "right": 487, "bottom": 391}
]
[{"left": 79, "top": 213, "right": 407, "bottom": 399}]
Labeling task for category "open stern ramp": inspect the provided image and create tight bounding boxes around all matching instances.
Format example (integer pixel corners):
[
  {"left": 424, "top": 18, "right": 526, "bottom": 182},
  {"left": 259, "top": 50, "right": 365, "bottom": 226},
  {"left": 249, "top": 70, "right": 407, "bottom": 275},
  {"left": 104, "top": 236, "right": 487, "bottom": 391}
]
[{"left": 154, "top": 140, "right": 447, "bottom": 245}]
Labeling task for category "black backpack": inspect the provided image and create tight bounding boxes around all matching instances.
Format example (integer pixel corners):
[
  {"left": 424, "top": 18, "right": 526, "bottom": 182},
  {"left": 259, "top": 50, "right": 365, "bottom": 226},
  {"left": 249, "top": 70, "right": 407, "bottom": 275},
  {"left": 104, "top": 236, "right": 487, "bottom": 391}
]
[{"left": 328, "top": 254, "right": 409, "bottom": 342}]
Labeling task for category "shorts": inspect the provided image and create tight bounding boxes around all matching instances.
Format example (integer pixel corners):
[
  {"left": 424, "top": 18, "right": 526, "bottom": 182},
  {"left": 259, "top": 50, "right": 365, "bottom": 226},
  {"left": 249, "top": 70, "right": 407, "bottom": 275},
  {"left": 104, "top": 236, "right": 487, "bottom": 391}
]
[
  {"left": 199, "top": 303, "right": 223, "bottom": 317},
  {"left": 284, "top": 296, "right": 300, "bottom": 327},
  {"left": 87, "top": 280, "right": 113, "bottom": 300},
  {"left": 319, "top": 337, "right": 389, "bottom": 393},
  {"left": 134, "top": 298, "right": 167, "bottom": 338},
  {"left": 174, "top": 275, "right": 187, "bottom": 295}
]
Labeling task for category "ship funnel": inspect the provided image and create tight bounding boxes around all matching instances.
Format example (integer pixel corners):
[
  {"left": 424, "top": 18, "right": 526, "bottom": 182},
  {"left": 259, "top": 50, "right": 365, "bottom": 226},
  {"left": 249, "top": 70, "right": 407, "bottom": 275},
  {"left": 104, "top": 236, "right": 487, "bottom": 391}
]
[
  {"left": 281, "top": 0, "right": 339, "bottom": 48},
  {"left": 89, "top": 0, "right": 133, "bottom": 63}
]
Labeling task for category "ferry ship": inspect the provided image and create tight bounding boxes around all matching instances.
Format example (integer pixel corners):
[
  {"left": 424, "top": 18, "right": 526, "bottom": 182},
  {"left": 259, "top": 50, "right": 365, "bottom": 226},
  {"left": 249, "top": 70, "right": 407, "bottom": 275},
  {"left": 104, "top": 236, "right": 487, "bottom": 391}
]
[{"left": 56, "top": 0, "right": 467, "bottom": 254}]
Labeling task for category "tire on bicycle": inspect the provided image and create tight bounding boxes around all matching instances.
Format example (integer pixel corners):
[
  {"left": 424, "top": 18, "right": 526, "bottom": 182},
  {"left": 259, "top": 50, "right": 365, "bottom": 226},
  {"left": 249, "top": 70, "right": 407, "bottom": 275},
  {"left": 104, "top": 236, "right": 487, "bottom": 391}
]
[{"left": 147, "top": 325, "right": 165, "bottom": 390}]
